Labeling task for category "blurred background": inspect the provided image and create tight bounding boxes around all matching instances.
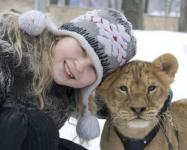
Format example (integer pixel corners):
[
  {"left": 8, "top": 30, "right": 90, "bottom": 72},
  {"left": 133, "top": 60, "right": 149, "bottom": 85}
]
[
  {"left": 1, "top": 0, "right": 187, "bottom": 150},
  {"left": 0, "top": 0, "right": 186, "bottom": 32},
  {"left": 0, "top": 0, "right": 187, "bottom": 150}
]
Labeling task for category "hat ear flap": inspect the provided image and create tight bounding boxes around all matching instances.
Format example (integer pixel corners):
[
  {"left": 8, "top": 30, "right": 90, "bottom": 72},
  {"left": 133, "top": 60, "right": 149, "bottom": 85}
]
[
  {"left": 76, "top": 109, "right": 100, "bottom": 140},
  {"left": 153, "top": 53, "right": 178, "bottom": 83}
]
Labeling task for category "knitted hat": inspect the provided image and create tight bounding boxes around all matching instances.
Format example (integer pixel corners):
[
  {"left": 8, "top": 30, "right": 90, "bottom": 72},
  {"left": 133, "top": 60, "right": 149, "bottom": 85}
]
[{"left": 18, "top": 9, "right": 136, "bottom": 140}]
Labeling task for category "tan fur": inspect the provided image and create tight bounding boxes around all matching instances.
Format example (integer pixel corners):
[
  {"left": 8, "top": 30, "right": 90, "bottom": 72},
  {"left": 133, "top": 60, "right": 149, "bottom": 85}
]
[{"left": 96, "top": 53, "right": 187, "bottom": 150}]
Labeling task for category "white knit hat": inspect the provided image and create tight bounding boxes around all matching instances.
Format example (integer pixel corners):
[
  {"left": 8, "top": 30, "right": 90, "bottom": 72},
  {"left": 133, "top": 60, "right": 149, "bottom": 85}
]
[{"left": 18, "top": 9, "right": 136, "bottom": 140}]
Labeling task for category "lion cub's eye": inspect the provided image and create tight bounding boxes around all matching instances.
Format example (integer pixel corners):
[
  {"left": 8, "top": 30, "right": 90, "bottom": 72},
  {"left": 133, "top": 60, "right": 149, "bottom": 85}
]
[
  {"left": 119, "top": 85, "right": 128, "bottom": 92},
  {"left": 148, "top": 85, "right": 156, "bottom": 92}
]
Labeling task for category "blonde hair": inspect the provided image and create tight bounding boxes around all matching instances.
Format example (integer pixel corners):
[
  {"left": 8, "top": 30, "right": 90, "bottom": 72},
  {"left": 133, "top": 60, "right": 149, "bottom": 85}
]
[
  {"left": 2, "top": 12, "right": 91, "bottom": 118},
  {"left": 3, "top": 12, "right": 56, "bottom": 109}
]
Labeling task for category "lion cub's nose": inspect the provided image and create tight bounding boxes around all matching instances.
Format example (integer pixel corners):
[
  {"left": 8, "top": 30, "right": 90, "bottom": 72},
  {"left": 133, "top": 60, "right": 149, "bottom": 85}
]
[{"left": 131, "top": 107, "right": 146, "bottom": 114}]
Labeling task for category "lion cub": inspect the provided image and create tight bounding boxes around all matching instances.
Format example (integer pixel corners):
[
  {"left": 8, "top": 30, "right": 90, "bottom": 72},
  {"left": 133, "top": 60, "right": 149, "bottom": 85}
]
[{"left": 97, "top": 53, "right": 187, "bottom": 150}]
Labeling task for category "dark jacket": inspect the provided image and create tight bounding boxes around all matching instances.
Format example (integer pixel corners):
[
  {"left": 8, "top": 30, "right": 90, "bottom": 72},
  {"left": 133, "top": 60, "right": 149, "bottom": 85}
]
[{"left": 0, "top": 14, "right": 76, "bottom": 129}]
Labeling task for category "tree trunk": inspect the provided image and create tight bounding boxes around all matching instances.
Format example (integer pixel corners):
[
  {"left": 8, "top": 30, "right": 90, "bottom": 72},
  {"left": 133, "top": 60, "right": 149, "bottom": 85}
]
[
  {"left": 65, "top": 0, "right": 70, "bottom": 5},
  {"left": 122, "top": 0, "right": 144, "bottom": 29},
  {"left": 50, "top": 0, "right": 58, "bottom": 4},
  {"left": 178, "top": 0, "right": 187, "bottom": 32},
  {"left": 35, "top": 0, "right": 50, "bottom": 12},
  {"left": 144, "top": 0, "right": 149, "bottom": 13},
  {"left": 110, "top": 0, "right": 122, "bottom": 11}
]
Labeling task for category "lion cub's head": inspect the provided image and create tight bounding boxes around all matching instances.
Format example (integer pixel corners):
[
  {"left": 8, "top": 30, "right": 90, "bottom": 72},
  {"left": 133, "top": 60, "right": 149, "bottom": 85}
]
[{"left": 97, "top": 53, "right": 178, "bottom": 138}]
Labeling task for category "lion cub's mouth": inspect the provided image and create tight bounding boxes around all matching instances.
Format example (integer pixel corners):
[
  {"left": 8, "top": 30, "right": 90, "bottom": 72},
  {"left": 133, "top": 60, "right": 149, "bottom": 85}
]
[{"left": 127, "top": 119, "right": 150, "bottom": 128}]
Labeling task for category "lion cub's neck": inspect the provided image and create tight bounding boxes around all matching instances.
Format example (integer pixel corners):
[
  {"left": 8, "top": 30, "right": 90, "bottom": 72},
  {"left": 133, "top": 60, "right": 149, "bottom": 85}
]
[{"left": 116, "top": 119, "right": 158, "bottom": 139}]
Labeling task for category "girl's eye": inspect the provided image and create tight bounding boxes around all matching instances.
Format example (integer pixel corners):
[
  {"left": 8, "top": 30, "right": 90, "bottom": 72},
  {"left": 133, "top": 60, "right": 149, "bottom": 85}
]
[
  {"left": 119, "top": 85, "right": 128, "bottom": 92},
  {"left": 148, "top": 85, "right": 156, "bottom": 92}
]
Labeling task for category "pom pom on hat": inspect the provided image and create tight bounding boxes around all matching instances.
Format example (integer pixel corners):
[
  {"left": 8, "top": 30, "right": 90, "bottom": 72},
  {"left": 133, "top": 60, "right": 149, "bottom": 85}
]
[
  {"left": 18, "top": 10, "right": 59, "bottom": 36},
  {"left": 76, "top": 108, "right": 100, "bottom": 140},
  {"left": 18, "top": 10, "right": 46, "bottom": 36}
]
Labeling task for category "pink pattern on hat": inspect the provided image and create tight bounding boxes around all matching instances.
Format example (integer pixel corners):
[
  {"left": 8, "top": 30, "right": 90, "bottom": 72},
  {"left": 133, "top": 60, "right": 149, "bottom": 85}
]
[{"left": 73, "top": 12, "right": 130, "bottom": 65}]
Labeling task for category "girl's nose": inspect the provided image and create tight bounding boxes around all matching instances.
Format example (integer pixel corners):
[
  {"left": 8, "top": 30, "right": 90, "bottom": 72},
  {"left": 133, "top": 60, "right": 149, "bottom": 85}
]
[{"left": 75, "top": 57, "right": 93, "bottom": 72}]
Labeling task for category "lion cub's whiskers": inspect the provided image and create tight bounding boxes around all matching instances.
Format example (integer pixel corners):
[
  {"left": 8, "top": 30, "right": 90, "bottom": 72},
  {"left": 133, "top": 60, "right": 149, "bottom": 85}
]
[
  {"left": 112, "top": 113, "right": 136, "bottom": 123},
  {"left": 117, "top": 111, "right": 134, "bottom": 120},
  {"left": 142, "top": 109, "right": 158, "bottom": 120}
]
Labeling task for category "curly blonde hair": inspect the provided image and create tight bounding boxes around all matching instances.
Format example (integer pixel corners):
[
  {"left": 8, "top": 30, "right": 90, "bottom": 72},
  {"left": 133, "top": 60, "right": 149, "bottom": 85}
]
[{"left": 3, "top": 12, "right": 57, "bottom": 109}]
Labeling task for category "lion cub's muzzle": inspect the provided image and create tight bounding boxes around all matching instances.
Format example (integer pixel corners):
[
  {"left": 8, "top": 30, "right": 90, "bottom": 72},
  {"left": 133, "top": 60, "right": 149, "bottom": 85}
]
[{"left": 131, "top": 107, "right": 146, "bottom": 115}]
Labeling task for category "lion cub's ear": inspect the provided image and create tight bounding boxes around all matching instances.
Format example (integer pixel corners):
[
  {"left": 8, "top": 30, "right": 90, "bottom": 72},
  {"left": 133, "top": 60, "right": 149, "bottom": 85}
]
[{"left": 153, "top": 53, "right": 178, "bottom": 82}]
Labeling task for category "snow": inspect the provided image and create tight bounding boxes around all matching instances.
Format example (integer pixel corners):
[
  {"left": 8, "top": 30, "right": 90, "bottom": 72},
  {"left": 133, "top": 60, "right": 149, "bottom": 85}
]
[
  {"left": 149, "top": 11, "right": 180, "bottom": 17},
  {"left": 60, "top": 30, "right": 187, "bottom": 150}
]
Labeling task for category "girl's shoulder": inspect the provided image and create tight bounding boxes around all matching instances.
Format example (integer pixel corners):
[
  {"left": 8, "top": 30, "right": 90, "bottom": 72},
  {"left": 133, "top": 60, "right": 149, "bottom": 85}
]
[
  {"left": 0, "top": 14, "right": 7, "bottom": 39},
  {"left": 0, "top": 13, "right": 12, "bottom": 34},
  {"left": 0, "top": 13, "right": 18, "bottom": 59},
  {"left": 0, "top": 12, "right": 19, "bottom": 39},
  {"left": 0, "top": 39, "right": 11, "bottom": 59},
  {"left": 0, "top": 13, "right": 11, "bottom": 50}
]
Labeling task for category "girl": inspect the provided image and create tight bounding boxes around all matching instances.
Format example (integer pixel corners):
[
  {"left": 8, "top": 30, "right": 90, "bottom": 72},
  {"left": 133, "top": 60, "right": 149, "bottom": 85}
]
[{"left": 0, "top": 9, "right": 136, "bottom": 150}]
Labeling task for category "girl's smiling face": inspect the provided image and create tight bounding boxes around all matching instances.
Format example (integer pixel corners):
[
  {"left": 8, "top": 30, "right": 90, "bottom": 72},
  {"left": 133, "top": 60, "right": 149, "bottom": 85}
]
[{"left": 51, "top": 36, "right": 96, "bottom": 88}]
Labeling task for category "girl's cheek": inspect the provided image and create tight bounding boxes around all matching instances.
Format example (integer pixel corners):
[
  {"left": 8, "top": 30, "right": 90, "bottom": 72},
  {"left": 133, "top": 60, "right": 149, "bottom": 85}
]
[{"left": 88, "top": 69, "right": 97, "bottom": 84}]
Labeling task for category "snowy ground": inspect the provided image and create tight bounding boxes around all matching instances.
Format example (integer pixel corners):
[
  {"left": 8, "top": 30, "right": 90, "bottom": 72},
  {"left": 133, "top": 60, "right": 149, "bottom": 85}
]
[{"left": 60, "top": 30, "right": 187, "bottom": 150}]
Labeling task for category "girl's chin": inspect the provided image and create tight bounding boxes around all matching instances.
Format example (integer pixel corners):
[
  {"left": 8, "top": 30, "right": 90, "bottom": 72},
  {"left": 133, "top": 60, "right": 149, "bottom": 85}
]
[
  {"left": 66, "top": 81, "right": 89, "bottom": 88},
  {"left": 54, "top": 73, "right": 91, "bottom": 88}
]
